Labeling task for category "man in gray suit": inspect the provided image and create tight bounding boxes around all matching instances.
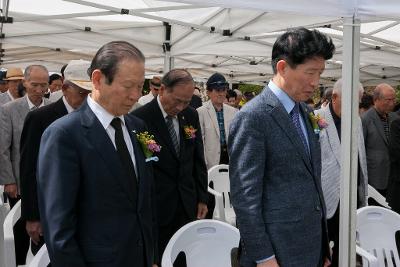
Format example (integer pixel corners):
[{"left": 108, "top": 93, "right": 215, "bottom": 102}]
[
  {"left": 0, "top": 65, "right": 50, "bottom": 265},
  {"left": 229, "top": 27, "right": 335, "bottom": 267},
  {"left": 315, "top": 78, "right": 368, "bottom": 266},
  {"left": 362, "top": 83, "right": 397, "bottom": 197}
]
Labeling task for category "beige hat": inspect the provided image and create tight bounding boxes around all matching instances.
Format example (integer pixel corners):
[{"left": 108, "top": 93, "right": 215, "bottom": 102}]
[
  {"left": 5, "top": 68, "right": 24, "bottom": 81},
  {"left": 64, "top": 60, "right": 92, "bottom": 91}
]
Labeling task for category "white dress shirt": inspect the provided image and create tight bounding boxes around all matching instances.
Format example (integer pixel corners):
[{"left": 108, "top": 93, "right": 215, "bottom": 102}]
[
  {"left": 138, "top": 93, "right": 155, "bottom": 106},
  {"left": 26, "top": 95, "right": 46, "bottom": 110},
  {"left": 87, "top": 95, "right": 138, "bottom": 176},
  {"left": 62, "top": 96, "right": 75, "bottom": 114}
]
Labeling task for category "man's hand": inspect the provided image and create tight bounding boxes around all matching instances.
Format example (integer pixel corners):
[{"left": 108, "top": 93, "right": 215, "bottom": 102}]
[
  {"left": 4, "top": 183, "right": 18, "bottom": 199},
  {"left": 152, "top": 264, "right": 158, "bottom": 267},
  {"left": 324, "top": 257, "right": 331, "bottom": 267},
  {"left": 197, "top": 202, "right": 208, "bottom": 219},
  {"left": 257, "top": 258, "right": 279, "bottom": 267},
  {"left": 26, "top": 221, "right": 42, "bottom": 245}
]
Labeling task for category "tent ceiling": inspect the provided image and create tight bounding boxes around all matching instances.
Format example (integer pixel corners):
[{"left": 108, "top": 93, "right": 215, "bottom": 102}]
[{"left": 1, "top": 0, "right": 400, "bottom": 86}]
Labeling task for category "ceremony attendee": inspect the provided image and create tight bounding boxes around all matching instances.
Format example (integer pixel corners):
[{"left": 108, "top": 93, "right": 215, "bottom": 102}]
[
  {"left": 37, "top": 41, "right": 157, "bottom": 267},
  {"left": 197, "top": 73, "right": 238, "bottom": 169},
  {"left": 189, "top": 86, "right": 202, "bottom": 109},
  {"left": 0, "top": 65, "right": 50, "bottom": 265},
  {"left": 132, "top": 69, "right": 208, "bottom": 266},
  {"left": 20, "top": 60, "right": 91, "bottom": 255},
  {"left": 48, "top": 73, "right": 63, "bottom": 93},
  {"left": 388, "top": 116, "right": 400, "bottom": 213},
  {"left": 229, "top": 27, "right": 335, "bottom": 267},
  {"left": 0, "top": 67, "right": 24, "bottom": 105},
  {"left": 362, "top": 83, "right": 397, "bottom": 197},
  {"left": 226, "top": 89, "right": 238, "bottom": 108},
  {"left": 138, "top": 76, "right": 161, "bottom": 105},
  {"left": 233, "top": 89, "right": 243, "bottom": 109},
  {"left": 315, "top": 79, "right": 368, "bottom": 266},
  {"left": 359, "top": 92, "right": 373, "bottom": 115}
]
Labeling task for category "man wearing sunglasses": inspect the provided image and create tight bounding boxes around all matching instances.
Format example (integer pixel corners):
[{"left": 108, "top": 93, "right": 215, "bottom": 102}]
[{"left": 138, "top": 76, "right": 161, "bottom": 105}]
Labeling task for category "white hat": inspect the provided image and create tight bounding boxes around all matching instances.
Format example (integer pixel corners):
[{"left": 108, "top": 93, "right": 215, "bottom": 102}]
[{"left": 64, "top": 60, "right": 92, "bottom": 91}]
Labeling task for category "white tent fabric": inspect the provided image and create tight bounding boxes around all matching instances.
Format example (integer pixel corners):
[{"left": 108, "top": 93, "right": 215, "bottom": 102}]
[{"left": 0, "top": 0, "right": 400, "bottom": 86}]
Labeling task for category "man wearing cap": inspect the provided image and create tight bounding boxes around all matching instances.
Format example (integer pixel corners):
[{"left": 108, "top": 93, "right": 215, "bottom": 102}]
[
  {"left": 138, "top": 76, "right": 161, "bottom": 105},
  {"left": 0, "top": 67, "right": 24, "bottom": 105},
  {"left": 197, "top": 73, "right": 238, "bottom": 170},
  {"left": 19, "top": 60, "right": 91, "bottom": 255},
  {"left": 0, "top": 65, "right": 50, "bottom": 265},
  {"left": 37, "top": 41, "right": 157, "bottom": 267}
]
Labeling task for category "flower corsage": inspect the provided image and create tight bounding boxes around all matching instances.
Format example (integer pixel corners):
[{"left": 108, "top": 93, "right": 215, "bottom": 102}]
[
  {"left": 135, "top": 131, "right": 161, "bottom": 162},
  {"left": 183, "top": 125, "right": 197, "bottom": 140},
  {"left": 308, "top": 113, "right": 328, "bottom": 134}
]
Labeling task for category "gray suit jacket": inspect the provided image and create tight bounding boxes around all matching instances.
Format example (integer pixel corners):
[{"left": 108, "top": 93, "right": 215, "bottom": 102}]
[
  {"left": 0, "top": 96, "right": 50, "bottom": 189},
  {"left": 315, "top": 104, "right": 368, "bottom": 219},
  {"left": 361, "top": 107, "right": 397, "bottom": 190},
  {"left": 0, "top": 92, "right": 12, "bottom": 106},
  {"left": 229, "top": 87, "right": 328, "bottom": 267}
]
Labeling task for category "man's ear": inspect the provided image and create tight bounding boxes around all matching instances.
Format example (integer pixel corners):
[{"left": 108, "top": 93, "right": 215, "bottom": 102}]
[
  {"left": 158, "top": 84, "right": 166, "bottom": 97},
  {"left": 91, "top": 69, "right": 103, "bottom": 91},
  {"left": 276, "top": 59, "right": 288, "bottom": 76}
]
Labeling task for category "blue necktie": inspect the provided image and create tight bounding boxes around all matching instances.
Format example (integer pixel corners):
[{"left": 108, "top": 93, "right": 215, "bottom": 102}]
[{"left": 290, "top": 103, "right": 309, "bottom": 155}]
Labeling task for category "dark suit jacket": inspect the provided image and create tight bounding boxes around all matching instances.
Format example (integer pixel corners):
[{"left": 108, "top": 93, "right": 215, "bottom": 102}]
[
  {"left": 20, "top": 98, "right": 68, "bottom": 221},
  {"left": 189, "top": 95, "right": 202, "bottom": 109},
  {"left": 362, "top": 108, "right": 397, "bottom": 190},
  {"left": 37, "top": 100, "right": 157, "bottom": 267},
  {"left": 388, "top": 118, "right": 400, "bottom": 213},
  {"left": 131, "top": 98, "right": 208, "bottom": 226},
  {"left": 229, "top": 87, "right": 328, "bottom": 267}
]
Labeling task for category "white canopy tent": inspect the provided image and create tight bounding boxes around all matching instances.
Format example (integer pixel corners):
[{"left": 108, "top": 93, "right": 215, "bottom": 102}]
[
  {"left": 0, "top": 0, "right": 398, "bottom": 265},
  {"left": 1, "top": 0, "right": 400, "bottom": 87}
]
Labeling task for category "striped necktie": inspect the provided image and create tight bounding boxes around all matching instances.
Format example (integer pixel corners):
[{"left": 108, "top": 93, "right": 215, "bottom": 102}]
[{"left": 166, "top": 115, "right": 180, "bottom": 156}]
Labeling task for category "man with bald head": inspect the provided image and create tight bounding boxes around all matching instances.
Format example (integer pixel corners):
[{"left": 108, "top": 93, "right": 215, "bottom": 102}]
[{"left": 362, "top": 83, "right": 397, "bottom": 197}]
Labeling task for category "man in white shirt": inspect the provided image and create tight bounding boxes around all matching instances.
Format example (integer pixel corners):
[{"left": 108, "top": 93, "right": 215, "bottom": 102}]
[{"left": 138, "top": 76, "right": 161, "bottom": 105}]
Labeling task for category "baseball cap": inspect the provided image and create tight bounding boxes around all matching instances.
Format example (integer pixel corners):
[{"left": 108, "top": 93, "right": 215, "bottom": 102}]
[
  {"left": 64, "top": 60, "right": 92, "bottom": 91},
  {"left": 206, "top": 73, "right": 228, "bottom": 91}
]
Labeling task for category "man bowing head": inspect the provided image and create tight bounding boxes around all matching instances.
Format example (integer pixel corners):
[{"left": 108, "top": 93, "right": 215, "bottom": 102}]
[
  {"left": 37, "top": 41, "right": 158, "bottom": 267},
  {"left": 229, "top": 28, "right": 335, "bottom": 267}
]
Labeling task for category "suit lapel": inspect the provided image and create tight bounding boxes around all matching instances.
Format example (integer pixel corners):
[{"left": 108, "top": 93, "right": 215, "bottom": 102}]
[
  {"left": 205, "top": 101, "right": 220, "bottom": 139},
  {"left": 323, "top": 106, "right": 341, "bottom": 166},
  {"left": 371, "top": 109, "right": 388, "bottom": 146},
  {"left": 266, "top": 90, "right": 313, "bottom": 174},
  {"left": 80, "top": 102, "right": 135, "bottom": 205},
  {"left": 125, "top": 116, "right": 146, "bottom": 210},
  {"left": 150, "top": 100, "right": 179, "bottom": 160}
]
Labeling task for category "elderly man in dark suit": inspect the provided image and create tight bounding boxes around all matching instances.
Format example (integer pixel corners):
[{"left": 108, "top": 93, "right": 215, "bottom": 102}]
[
  {"left": 229, "top": 28, "right": 335, "bottom": 267},
  {"left": 362, "top": 83, "right": 397, "bottom": 197},
  {"left": 20, "top": 60, "right": 91, "bottom": 255},
  {"left": 132, "top": 69, "right": 208, "bottom": 266},
  {"left": 37, "top": 41, "right": 157, "bottom": 267}
]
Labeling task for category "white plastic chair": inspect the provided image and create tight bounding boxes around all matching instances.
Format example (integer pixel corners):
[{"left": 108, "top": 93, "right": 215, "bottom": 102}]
[
  {"left": 367, "top": 184, "right": 391, "bottom": 209},
  {"left": 28, "top": 245, "right": 49, "bottom": 267},
  {"left": 207, "top": 165, "right": 236, "bottom": 225},
  {"left": 0, "top": 186, "right": 10, "bottom": 267},
  {"left": 357, "top": 206, "right": 400, "bottom": 267},
  {"left": 161, "top": 219, "right": 240, "bottom": 267}
]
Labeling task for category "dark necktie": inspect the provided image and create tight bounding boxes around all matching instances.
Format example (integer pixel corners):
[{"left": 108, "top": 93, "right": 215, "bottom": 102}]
[
  {"left": 165, "top": 115, "right": 180, "bottom": 156},
  {"left": 290, "top": 103, "right": 310, "bottom": 155},
  {"left": 110, "top": 118, "right": 138, "bottom": 200}
]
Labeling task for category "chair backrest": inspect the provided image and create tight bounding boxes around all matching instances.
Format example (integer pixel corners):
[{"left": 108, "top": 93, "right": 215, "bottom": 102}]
[
  {"left": 357, "top": 206, "right": 400, "bottom": 267},
  {"left": 3, "top": 200, "right": 21, "bottom": 267},
  {"left": 28, "top": 244, "right": 50, "bottom": 267},
  {"left": 208, "top": 165, "right": 232, "bottom": 209},
  {"left": 161, "top": 219, "right": 240, "bottom": 267},
  {"left": 367, "top": 184, "right": 391, "bottom": 209}
]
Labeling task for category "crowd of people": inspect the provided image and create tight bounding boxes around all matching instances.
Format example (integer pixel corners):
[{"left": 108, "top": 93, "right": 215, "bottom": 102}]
[{"left": 0, "top": 26, "right": 399, "bottom": 267}]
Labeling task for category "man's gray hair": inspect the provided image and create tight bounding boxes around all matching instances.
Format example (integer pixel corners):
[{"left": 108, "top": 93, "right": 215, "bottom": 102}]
[
  {"left": 332, "top": 78, "right": 364, "bottom": 95},
  {"left": 24, "top": 65, "right": 49, "bottom": 80}
]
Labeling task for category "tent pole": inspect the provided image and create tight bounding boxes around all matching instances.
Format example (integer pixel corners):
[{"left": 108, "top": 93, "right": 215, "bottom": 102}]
[
  {"left": 338, "top": 15, "right": 360, "bottom": 267},
  {"left": 163, "top": 22, "right": 173, "bottom": 73}
]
